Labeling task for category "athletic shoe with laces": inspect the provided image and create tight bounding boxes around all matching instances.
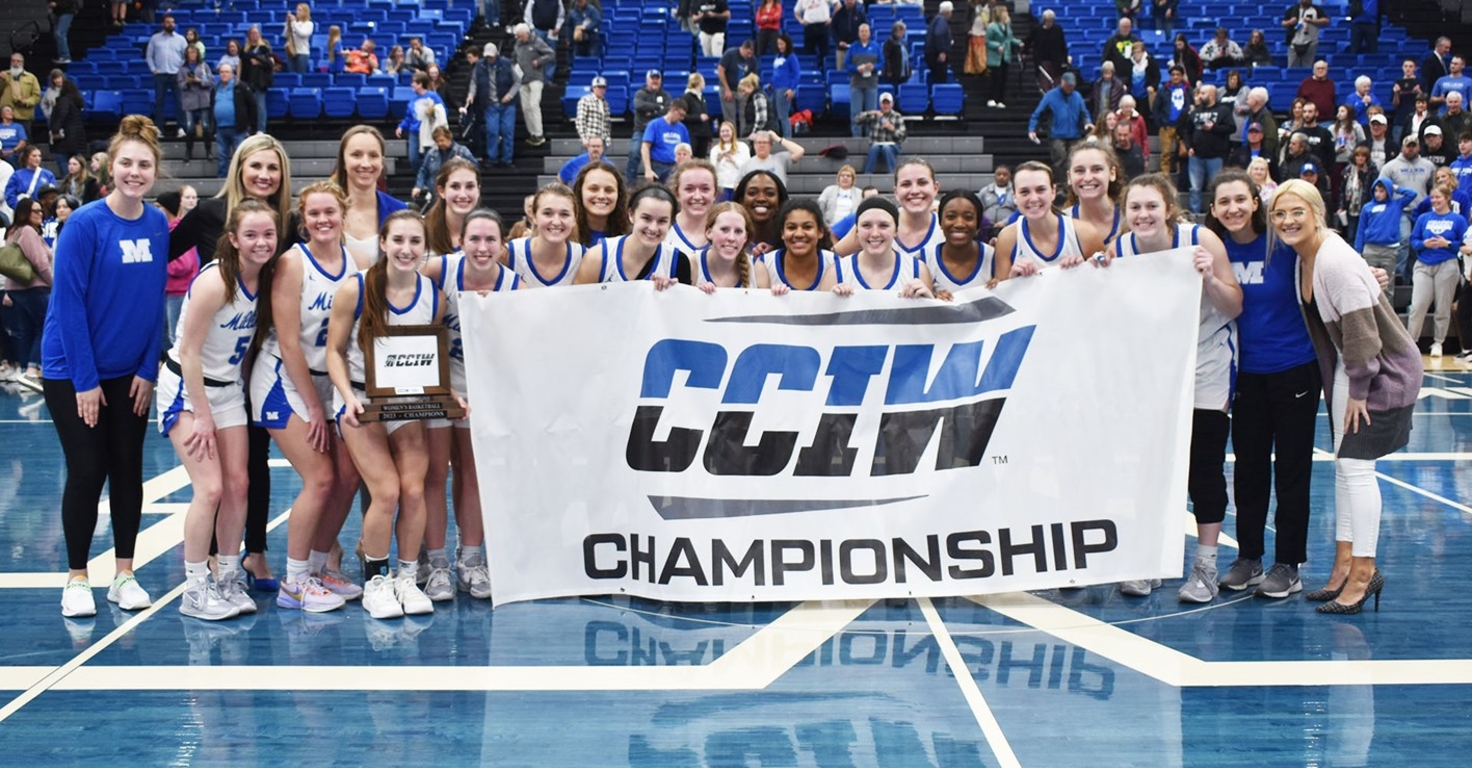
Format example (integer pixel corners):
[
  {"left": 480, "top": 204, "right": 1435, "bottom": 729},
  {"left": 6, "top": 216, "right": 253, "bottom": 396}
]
[
  {"left": 457, "top": 560, "right": 493, "bottom": 599},
  {"left": 1430, "top": 342, "right": 1443, "bottom": 358},
  {"left": 1178, "top": 561, "right": 1219, "bottom": 604},
  {"left": 423, "top": 567, "right": 454, "bottom": 602},
  {"left": 107, "top": 572, "right": 152, "bottom": 610},
  {"left": 317, "top": 567, "right": 363, "bottom": 600},
  {"left": 61, "top": 578, "right": 97, "bottom": 618},
  {"left": 179, "top": 577, "right": 241, "bottom": 621},
  {"left": 15, "top": 373, "right": 43, "bottom": 393},
  {"left": 395, "top": 575, "right": 434, "bottom": 615},
  {"left": 277, "top": 576, "right": 348, "bottom": 613},
  {"left": 414, "top": 550, "right": 430, "bottom": 586},
  {"left": 218, "top": 571, "right": 258, "bottom": 614},
  {"left": 1119, "top": 579, "right": 1161, "bottom": 597},
  {"left": 362, "top": 575, "right": 405, "bottom": 619},
  {"left": 1254, "top": 563, "right": 1303, "bottom": 599},
  {"left": 1218, "top": 557, "right": 1265, "bottom": 591}
]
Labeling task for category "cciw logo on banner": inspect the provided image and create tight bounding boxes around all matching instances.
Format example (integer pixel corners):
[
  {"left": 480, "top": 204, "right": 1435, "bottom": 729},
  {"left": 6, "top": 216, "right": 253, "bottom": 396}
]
[{"left": 626, "top": 296, "right": 1032, "bottom": 520}]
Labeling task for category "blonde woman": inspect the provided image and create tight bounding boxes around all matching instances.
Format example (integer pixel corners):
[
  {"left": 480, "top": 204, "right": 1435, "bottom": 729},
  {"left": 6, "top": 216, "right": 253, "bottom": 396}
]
[
  {"left": 817, "top": 165, "right": 861, "bottom": 225},
  {"left": 709, "top": 121, "right": 750, "bottom": 200},
  {"left": 285, "top": 3, "right": 315, "bottom": 73}
]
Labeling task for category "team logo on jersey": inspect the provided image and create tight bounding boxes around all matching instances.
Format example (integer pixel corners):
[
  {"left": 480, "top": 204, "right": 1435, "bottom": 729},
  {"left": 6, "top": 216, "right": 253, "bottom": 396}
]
[
  {"left": 120, "top": 239, "right": 154, "bottom": 264},
  {"left": 624, "top": 296, "right": 1034, "bottom": 520},
  {"left": 1232, "top": 261, "right": 1265, "bottom": 285}
]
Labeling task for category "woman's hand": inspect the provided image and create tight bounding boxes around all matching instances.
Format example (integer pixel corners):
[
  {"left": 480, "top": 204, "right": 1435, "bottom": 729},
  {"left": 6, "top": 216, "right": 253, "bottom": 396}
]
[
  {"left": 76, "top": 386, "right": 105, "bottom": 428},
  {"left": 1370, "top": 266, "right": 1390, "bottom": 292},
  {"left": 1344, "top": 397, "right": 1371, "bottom": 435},
  {"left": 697, "top": 280, "right": 717, "bottom": 294},
  {"left": 770, "top": 283, "right": 790, "bottom": 296},
  {"left": 1009, "top": 260, "right": 1040, "bottom": 278},
  {"left": 751, "top": 241, "right": 773, "bottom": 258},
  {"left": 651, "top": 275, "right": 679, "bottom": 291},
  {"left": 305, "top": 404, "right": 330, "bottom": 453},
  {"left": 899, "top": 279, "right": 933, "bottom": 299},
  {"left": 1192, "top": 245, "right": 1215, "bottom": 280},
  {"left": 129, "top": 376, "right": 154, "bottom": 417},
  {"left": 183, "top": 411, "right": 217, "bottom": 462},
  {"left": 935, "top": 289, "right": 954, "bottom": 302},
  {"left": 341, "top": 394, "right": 364, "bottom": 429},
  {"left": 832, "top": 283, "right": 855, "bottom": 297}
]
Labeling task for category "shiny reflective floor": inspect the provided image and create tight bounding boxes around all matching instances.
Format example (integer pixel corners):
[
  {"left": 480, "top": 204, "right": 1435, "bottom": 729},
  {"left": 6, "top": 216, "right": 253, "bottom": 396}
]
[{"left": 2, "top": 366, "right": 1470, "bottom": 766}]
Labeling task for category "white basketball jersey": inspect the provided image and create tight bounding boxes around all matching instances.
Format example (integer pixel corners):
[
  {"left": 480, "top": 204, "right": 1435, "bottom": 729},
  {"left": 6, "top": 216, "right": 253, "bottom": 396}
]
[
  {"left": 506, "top": 236, "right": 585, "bottom": 288},
  {"left": 895, "top": 212, "right": 944, "bottom": 256},
  {"left": 260, "top": 242, "right": 354, "bottom": 372},
  {"left": 924, "top": 242, "right": 997, "bottom": 293},
  {"left": 598, "top": 236, "right": 678, "bottom": 282},
  {"left": 344, "top": 271, "right": 439, "bottom": 386},
  {"left": 758, "top": 248, "right": 837, "bottom": 291},
  {"left": 834, "top": 252, "right": 923, "bottom": 289},
  {"left": 1013, "top": 212, "right": 1085, "bottom": 269},
  {"left": 1068, "top": 202, "right": 1121, "bottom": 244},
  {"left": 168, "top": 263, "right": 259, "bottom": 383},
  {"left": 438, "top": 253, "right": 519, "bottom": 383},
  {"left": 664, "top": 220, "right": 705, "bottom": 259},
  {"left": 1116, "top": 223, "right": 1238, "bottom": 410}
]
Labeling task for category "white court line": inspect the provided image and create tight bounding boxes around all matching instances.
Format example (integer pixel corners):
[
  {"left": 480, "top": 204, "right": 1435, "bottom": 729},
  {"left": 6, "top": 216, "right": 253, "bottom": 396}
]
[
  {"left": 0, "top": 598, "right": 875, "bottom": 693},
  {"left": 1225, "top": 452, "right": 1471, "bottom": 462},
  {"left": 919, "top": 598, "right": 1022, "bottom": 768},
  {"left": 1311, "top": 447, "right": 1472, "bottom": 517},
  {"left": 966, "top": 592, "right": 1472, "bottom": 688}
]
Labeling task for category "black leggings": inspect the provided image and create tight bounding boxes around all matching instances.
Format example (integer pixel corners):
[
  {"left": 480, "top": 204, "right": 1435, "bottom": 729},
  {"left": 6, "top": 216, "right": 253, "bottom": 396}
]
[
  {"left": 1189, "top": 409, "right": 1230, "bottom": 526},
  {"left": 44, "top": 376, "right": 150, "bottom": 570},
  {"left": 1231, "top": 362, "right": 1321, "bottom": 564},
  {"left": 989, "top": 61, "right": 1009, "bottom": 102}
]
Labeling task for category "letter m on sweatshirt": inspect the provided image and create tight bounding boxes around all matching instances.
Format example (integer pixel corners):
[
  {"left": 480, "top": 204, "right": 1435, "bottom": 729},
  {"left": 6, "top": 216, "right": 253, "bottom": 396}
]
[{"left": 120, "top": 238, "right": 154, "bottom": 264}]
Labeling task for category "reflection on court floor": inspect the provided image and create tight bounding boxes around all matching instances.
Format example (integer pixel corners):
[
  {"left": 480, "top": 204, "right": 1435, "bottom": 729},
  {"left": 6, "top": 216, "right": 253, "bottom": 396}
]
[{"left": 1, "top": 370, "right": 1470, "bottom": 766}]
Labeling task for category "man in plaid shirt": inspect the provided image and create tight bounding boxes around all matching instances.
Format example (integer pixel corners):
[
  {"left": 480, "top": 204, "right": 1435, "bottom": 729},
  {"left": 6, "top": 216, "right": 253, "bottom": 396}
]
[
  {"left": 854, "top": 92, "right": 906, "bottom": 174},
  {"left": 576, "top": 76, "right": 612, "bottom": 147}
]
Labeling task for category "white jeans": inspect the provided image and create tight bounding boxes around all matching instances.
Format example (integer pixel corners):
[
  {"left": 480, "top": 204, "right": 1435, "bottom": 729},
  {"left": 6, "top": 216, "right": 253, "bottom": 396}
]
[
  {"left": 520, "top": 80, "right": 544, "bottom": 139},
  {"left": 1406, "top": 258, "right": 1459, "bottom": 345},
  {"left": 1330, "top": 364, "right": 1381, "bottom": 558},
  {"left": 699, "top": 31, "right": 726, "bottom": 58}
]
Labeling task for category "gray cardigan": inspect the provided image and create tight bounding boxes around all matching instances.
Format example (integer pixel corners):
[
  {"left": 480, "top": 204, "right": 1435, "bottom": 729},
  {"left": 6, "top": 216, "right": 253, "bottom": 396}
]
[{"left": 513, "top": 35, "right": 555, "bottom": 85}]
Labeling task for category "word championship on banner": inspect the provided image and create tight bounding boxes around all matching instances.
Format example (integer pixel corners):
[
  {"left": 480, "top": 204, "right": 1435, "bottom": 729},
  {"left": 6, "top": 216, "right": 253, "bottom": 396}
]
[{"left": 461, "top": 251, "right": 1203, "bottom": 606}]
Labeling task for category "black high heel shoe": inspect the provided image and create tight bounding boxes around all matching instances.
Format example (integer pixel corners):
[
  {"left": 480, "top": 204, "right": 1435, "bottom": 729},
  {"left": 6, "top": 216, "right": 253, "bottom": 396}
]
[
  {"left": 1316, "top": 571, "right": 1384, "bottom": 614},
  {"left": 1305, "top": 581, "right": 1346, "bottom": 601}
]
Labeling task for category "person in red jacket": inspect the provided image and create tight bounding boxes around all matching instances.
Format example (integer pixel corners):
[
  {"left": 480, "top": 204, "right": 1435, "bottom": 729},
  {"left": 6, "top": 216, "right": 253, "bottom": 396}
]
[{"left": 1296, "top": 59, "right": 1336, "bottom": 119}]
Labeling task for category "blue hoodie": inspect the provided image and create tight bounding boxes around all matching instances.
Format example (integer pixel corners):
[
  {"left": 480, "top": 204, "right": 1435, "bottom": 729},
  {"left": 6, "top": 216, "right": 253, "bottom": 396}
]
[
  {"left": 1353, "top": 178, "right": 1418, "bottom": 250},
  {"left": 1411, "top": 208, "right": 1469, "bottom": 266}
]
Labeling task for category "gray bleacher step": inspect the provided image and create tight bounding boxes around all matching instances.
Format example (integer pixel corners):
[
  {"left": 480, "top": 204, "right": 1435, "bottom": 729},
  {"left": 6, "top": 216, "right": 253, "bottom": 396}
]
[
  {"left": 535, "top": 172, "right": 999, "bottom": 195},
  {"left": 158, "top": 157, "right": 395, "bottom": 179},
  {"left": 549, "top": 135, "right": 987, "bottom": 156},
  {"left": 540, "top": 154, "right": 993, "bottom": 174},
  {"left": 159, "top": 140, "right": 412, "bottom": 162}
]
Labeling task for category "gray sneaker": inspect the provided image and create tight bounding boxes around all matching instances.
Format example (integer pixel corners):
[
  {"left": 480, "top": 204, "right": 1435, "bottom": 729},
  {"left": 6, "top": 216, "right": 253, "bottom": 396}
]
[
  {"left": 423, "top": 567, "right": 454, "bottom": 602},
  {"left": 1178, "top": 561, "right": 1220, "bottom": 604},
  {"left": 1119, "top": 579, "right": 1161, "bottom": 597},
  {"left": 1218, "top": 558, "right": 1265, "bottom": 591},
  {"left": 1254, "top": 563, "right": 1303, "bottom": 599}
]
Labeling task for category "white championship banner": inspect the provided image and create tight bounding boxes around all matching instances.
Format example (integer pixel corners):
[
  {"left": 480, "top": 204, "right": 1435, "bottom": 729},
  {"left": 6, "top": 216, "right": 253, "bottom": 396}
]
[{"left": 462, "top": 250, "right": 1201, "bottom": 606}]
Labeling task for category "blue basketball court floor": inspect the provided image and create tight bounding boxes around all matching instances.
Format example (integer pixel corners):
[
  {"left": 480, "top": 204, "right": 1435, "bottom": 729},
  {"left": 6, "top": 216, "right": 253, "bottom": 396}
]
[{"left": 1, "top": 365, "right": 1469, "bottom": 766}]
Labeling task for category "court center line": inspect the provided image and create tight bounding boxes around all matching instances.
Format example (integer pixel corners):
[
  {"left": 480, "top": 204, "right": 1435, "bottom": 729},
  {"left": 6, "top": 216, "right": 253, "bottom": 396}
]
[{"left": 919, "top": 597, "right": 1023, "bottom": 768}]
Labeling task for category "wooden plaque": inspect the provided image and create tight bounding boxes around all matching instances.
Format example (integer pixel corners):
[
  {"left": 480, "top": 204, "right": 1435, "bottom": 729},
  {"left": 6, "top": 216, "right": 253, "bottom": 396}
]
[{"left": 361, "top": 325, "right": 466, "bottom": 422}]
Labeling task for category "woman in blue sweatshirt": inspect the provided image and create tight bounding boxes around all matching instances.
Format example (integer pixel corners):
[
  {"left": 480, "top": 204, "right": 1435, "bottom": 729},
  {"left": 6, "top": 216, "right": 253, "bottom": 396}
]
[
  {"left": 772, "top": 33, "right": 804, "bottom": 139},
  {"left": 41, "top": 116, "right": 170, "bottom": 619},
  {"left": 1407, "top": 185, "right": 1469, "bottom": 357},
  {"left": 1352, "top": 177, "right": 1417, "bottom": 286}
]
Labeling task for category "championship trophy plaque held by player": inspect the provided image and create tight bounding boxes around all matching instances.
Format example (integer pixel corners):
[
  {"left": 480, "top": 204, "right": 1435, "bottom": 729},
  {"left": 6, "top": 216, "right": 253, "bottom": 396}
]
[{"left": 362, "top": 325, "right": 465, "bottom": 422}]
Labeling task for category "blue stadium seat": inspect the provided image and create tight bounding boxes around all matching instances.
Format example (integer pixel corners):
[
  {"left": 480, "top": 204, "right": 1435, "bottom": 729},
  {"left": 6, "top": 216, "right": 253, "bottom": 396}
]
[
  {"left": 898, "top": 83, "right": 927, "bottom": 115},
  {"left": 605, "top": 85, "right": 629, "bottom": 117},
  {"left": 357, "top": 87, "right": 389, "bottom": 119},
  {"left": 121, "top": 89, "right": 151, "bottom": 118},
  {"left": 389, "top": 86, "right": 416, "bottom": 120},
  {"left": 795, "top": 84, "right": 827, "bottom": 117},
  {"left": 931, "top": 84, "right": 964, "bottom": 116},
  {"left": 275, "top": 73, "right": 303, "bottom": 90},
  {"left": 289, "top": 87, "right": 322, "bottom": 120},
  {"left": 266, "top": 88, "right": 290, "bottom": 119},
  {"left": 323, "top": 87, "right": 357, "bottom": 118},
  {"left": 87, "top": 90, "right": 124, "bottom": 122},
  {"left": 563, "top": 86, "right": 592, "bottom": 119},
  {"left": 301, "top": 73, "right": 332, "bottom": 88},
  {"left": 335, "top": 73, "right": 367, "bottom": 89}
]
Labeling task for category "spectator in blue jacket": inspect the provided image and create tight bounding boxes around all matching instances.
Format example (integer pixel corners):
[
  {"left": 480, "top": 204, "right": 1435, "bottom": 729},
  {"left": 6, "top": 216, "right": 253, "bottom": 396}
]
[
  {"left": 413, "top": 126, "right": 476, "bottom": 202},
  {"left": 5, "top": 146, "right": 57, "bottom": 210},
  {"left": 568, "top": 0, "right": 602, "bottom": 57},
  {"left": 926, "top": 2, "right": 955, "bottom": 85},
  {"left": 846, "top": 24, "right": 883, "bottom": 138},
  {"left": 771, "top": 33, "right": 803, "bottom": 139},
  {"left": 1407, "top": 185, "right": 1468, "bottom": 357},
  {"left": 560, "top": 135, "right": 605, "bottom": 184},
  {"left": 1353, "top": 177, "right": 1418, "bottom": 281},
  {"left": 1028, "top": 72, "right": 1093, "bottom": 170}
]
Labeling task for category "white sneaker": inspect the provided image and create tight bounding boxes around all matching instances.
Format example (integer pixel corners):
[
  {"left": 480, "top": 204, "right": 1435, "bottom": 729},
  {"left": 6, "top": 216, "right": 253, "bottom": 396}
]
[
  {"left": 1430, "top": 342, "right": 1443, "bottom": 358},
  {"left": 457, "top": 560, "right": 493, "bottom": 600},
  {"left": 423, "top": 567, "right": 454, "bottom": 602},
  {"left": 176, "top": 128, "right": 186, "bottom": 138},
  {"left": 394, "top": 575, "right": 435, "bottom": 615},
  {"left": 61, "top": 577, "right": 97, "bottom": 618},
  {"left": 986, "top": 99, "right": 997, "bottom": 107},
  {"left": 107, "top": 572, "right": 152, "bottom": 610},
  {"left": 15, "top": 373, "right": 43, "bottom": 393},
  {"left": 179, "top": 578, "right": 241, "bottom": 621},
  {"left": 276, "top": 576, "right": 347, "bottom": 613},
  {"left": 217, "top": 570, "right": 258, "bottom": 614},
  {"left": 1119, "top": 578, "right": 1161, "bottom": 597},
  {"left": 362, "top": 575, "right": 404, "bottom": 619}
]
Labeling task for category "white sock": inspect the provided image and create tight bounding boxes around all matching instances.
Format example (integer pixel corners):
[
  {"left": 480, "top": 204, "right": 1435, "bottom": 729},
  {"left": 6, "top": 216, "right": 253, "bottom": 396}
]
[
  {"left": 427, "top": 547, "right": 448, "bottom": 567},
  {"left": 398, "top": 560, "right": 418, "bottom": 580},
  {"left": 1196, "top": 545, "right": 1218, "bottom": 565},
  {"left": 308, "top": 549, "right": 329, "bottom": 574},
  {"left": 217, "top": 554, "right": 241, "bottom": 578},
  {"left": 185, "top": 560, "right": 210, "bottom": 584},
  {"left": 286, "top": 557, "right": 311, "bottom": 584}
]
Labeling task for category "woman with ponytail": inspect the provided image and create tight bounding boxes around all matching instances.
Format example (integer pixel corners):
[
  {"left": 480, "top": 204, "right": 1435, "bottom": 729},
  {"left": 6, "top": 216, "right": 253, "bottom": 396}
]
[
  {"left": 506, "top": 182, "right": 585, "bottom": 288},
  {"left": 692, "top": 201, "right": 771, "bottom": 291},
  {"left": 423, "top": 158, "right": 481, "bottom": 258},
  {"left": 574, "top": 185, "right": 692, "bottom": 286},
  {"left": 45, "top": 116, "right": 169, "bottom": 618}
]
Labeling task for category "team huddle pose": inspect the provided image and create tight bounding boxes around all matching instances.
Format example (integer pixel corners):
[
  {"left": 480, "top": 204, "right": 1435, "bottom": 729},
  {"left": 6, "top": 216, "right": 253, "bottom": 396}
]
[{"left": 44, "top": 117, "right": 1418, "bottom": 622}]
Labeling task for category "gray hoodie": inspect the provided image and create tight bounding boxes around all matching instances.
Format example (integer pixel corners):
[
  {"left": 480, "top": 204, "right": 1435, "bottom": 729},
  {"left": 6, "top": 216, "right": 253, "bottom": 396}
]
[
  {"left": 1377, "top": 151, "right": 1436, "bottom": 205},
  {"left": 513, "top": 34, "right": 555, "bottom": 85}
]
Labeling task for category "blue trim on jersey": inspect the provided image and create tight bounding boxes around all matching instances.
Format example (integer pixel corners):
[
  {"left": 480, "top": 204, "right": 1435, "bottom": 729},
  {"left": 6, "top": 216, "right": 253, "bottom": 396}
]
[
  {"left": 698, "top": 248, "right": 713, "bottom": 285},
  {"left": 929, "top": 243, "right": 984, "bottom": 287},
  {"left": 1020, "top": 213, "right": 1068, "bottom": 263},
  {"left": 526, "top": 241, "right": 575, "bottom": 286},
  {"left": 1068, "top": 204, "right": 1120, "bottom": 243},
  {"left": 612, "top": 238, "right": 667, "bottom": 282},
  {"left": 300, "top": 241, "right": 348, "bottom": 282},
  {"left": 237, "top": 272, "right": 257, "bottom": 302},
  {"left": 353, "top": 273, "right": 364, "bottom": 319},
  {"left": 255, "top": 357, "right": 294, "bottom": 429},
  {"left": 388, "top": 274, "right": 424, "bottom": 315},
  {"left": 669, "top": 222, "right": 700, "bottom": 253},
  {"left": 895, "top": 213, "right": 937, "bottom": 254},
  {"left": 454, "top": 255, "right": 466, "bottom": 292},
  {"left": 853, "top": 254, "right": 903, "bottom": 290},
  {"left": 159, "top": 375, "right": 187, "bottom": 437},
  {"left": 773, "top": 249, "right": 825, "bottom": 291},
  {"left": 430, "top": 277, "right": 440, "bottom": 319}
]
